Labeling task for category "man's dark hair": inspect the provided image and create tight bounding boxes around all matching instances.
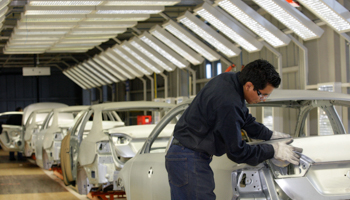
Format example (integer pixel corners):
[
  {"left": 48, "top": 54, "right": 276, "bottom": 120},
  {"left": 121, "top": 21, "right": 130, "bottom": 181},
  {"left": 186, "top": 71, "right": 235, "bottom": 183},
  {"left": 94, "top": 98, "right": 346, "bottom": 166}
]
[
  {"left": 238, "top": 59, "right": 281, "bottom": 90},
  {"left": 15, "top": 107, "right": 22, "bottom": 111}
]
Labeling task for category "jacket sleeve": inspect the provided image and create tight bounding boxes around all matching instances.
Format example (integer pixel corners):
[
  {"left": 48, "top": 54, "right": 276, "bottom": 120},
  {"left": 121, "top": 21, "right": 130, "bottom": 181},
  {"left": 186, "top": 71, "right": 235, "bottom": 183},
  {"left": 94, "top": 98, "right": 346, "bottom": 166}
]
[
  {"left": 216, "top": 104, "right": 274, "bottom": 166},
  {"left": 241, "top": 108, "right": 272, "bottom": 140}
]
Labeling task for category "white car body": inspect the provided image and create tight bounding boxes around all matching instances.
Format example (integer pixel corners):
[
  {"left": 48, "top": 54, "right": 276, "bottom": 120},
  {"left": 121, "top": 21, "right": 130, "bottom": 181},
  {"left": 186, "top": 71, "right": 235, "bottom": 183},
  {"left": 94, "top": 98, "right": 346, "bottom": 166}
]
[
  {"left": 35, "top": 106, "right": 90, "bottom": 169},
  {"left": 117, "top": 89, "right": 350, "bottom": 200},
  {"left": 0, "top": 111, "right": 23, "bottom": 152},
  {"left": 23, "top": 103, "right": 68, "bottom": 157},
  {"left": 60, "top": 101, "right": 175, "bottom": 195},
  {"left": 0, "top": 102, "right": 67, "bottom": 154}
]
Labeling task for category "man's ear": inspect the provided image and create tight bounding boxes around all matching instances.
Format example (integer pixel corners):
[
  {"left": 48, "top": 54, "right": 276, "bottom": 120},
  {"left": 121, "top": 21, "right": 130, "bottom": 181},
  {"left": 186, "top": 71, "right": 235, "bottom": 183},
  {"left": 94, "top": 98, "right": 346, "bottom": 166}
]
[{"left": 245, "top": 82, "right": 254, "bottom": 91}]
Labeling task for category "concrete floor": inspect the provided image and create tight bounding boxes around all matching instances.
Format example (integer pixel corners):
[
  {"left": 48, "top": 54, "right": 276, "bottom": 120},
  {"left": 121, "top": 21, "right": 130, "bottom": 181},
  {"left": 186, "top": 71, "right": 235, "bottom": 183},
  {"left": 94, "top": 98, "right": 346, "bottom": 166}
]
[{"left": 0, "top": 149, "right": 116, "bottom": 200}]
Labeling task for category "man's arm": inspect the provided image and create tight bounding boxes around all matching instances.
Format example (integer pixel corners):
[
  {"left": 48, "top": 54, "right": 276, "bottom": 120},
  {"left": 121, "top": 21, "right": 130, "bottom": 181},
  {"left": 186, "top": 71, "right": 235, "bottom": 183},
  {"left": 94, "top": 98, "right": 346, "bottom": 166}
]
[
  {"left": 241, "top": 111, "right": 272, "bottom": 140},
  {"left": 217, "top": 104, "right": 274, "bottom": 165}
]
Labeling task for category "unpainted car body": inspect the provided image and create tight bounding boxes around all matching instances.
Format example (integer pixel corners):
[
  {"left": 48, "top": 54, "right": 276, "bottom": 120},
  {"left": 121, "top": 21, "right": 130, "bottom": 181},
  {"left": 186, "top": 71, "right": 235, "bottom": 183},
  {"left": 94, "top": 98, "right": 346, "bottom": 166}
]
[
  {"left": 117, "top": 90, "right": 350, "bottom": 200},
  {"left": 0, "top": 103, "right": 67, "bottom": 154},
  {"left": 60, "top": 101, "right": 174, "bottom": 195},
  {"left": 0, "top": 111, "right": 23, "bottom": 152},
  {"left": 35, "top": 106, "right": 90, "bottom": 169}
]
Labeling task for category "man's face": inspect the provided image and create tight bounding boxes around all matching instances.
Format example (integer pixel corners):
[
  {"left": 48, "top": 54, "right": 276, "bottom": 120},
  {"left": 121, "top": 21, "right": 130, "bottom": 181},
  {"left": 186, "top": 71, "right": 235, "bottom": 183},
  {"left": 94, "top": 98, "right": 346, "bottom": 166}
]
[{"left": 243, "top": 82, "right": 275, "bottom": 104}]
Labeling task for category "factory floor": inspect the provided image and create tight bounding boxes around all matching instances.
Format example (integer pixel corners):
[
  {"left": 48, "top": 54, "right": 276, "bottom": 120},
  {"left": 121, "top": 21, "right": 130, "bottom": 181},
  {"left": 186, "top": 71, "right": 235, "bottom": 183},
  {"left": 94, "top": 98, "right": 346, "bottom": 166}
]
[{"left": 0, "top": 149, "right": 124, "bottom": 200}]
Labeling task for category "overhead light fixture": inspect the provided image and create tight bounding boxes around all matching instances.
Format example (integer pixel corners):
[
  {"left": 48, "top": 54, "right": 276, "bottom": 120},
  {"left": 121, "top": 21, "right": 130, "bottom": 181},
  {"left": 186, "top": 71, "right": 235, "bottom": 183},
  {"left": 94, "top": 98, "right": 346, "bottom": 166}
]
[
  {"left": 4, "top": 46, "right": 47, "bottom": 52},
  {"left": 20, "top": 14, "right": 85, "bottom": 22},
  {"left": 8, "top": 40, "right": 55, "bottom": 44},
  {"left": 81, "top": 62, "right": 110, "bottom": 85},
  {"left": 63, "top": 70, "right": 90, "bottom": 89},
  {"left": 87, "top": 60, "right": 117, "bottom": 83},
  {"left": 121, "top": 41, "right": 163, "bottom": 73},
  {"left": 129, "top": 36, "right": 176, "bottom": 72},
  {"left": 163, "top": 20, "right": 221, "bottom": 62},
  {"left": 69, "top": 28, "right": 126, "bottom": 35},
  {"left": 0, "top": 0, "right": 9, "bottom": 11},
  {"left": 93, "top": 56, "right": 125, "bottom": 81},
  {"left": 16, "top": 22, "right": 76, "bottom": 29},
  {"left": 14, "top": 29, "right": 68, "bottom": 35},
  {"left": 139, "top": 31, "right": 189, "bottom": 68},
  {"left": 0, "top": 6, "right": 8, "bottom": 17},
  {"left": 77, "top": 21, "right": 137, "bottom": 28},
  {"left": 0, "top": 15, "right": 5, "bottom": 23},
  {"left": 149, "top": 25, "right": 204, "bottom": 65},
  {"left": 28, "top": 0, "right": 103, "bottom": 6},
  {"left": 84, "top": 14, "right": 150, "bottom": 21},
  {"left": 24, "top": 6, "right": 93, "bottom": 15},
  {"left": 3, "top": 50, "right": 45, "bottom": 54},
  {"left": 252, "top": 0, "right": 324, "bottom": 40},
  {"left": 194, "top": 2, "right": 263, "bottom": 52},
  {"left": 112, "top": 45, "right": 153, "bottom": 75},
  {"left": 6, "top": 44, "right": 52, "bottom": 48},
  {"left": 95, "top": 6, "right": 164, "bottom": 14},
  {"left": 20, "top": 13, "right": 150, "bottom": 22},
  {"left": 49, "top": 47, "right": 92, "bottom": 51},
  {"left": 76, "top": 64, "right": 103, "bottom": 86},
  {"left": 69, "top": 65, "right": 100, "bottom": 88},
  {"left": 297, "top": 0, "right": 350, "bottom": 33},
  {"left": 28, "top": 0, "right": 179, "bottom": 6},
  {"left": 98, "top": 53, "right": 133, "bottom": 80},
  {"left": 103, "top": 0, "right": 180, "bottom": 6},
  {"left": 52, "top": 43, "right": 97, "bottom": 47},
  {"left": 215, "top": 0, "right": 291, "bottom": 47},
  {"left": 105, "top": 49, "right": 143, "bottom": 78},
  {"left": 63, "top": 35, "right": 116, "bottom": 40},
  {"left": 66, "top": 67, "right": 94, "bottom": 88},
  {"left": 178, "top": 11, "right": 240, "bottom": 57},
  {"left": 59, "top": 39, "right": 105, "bottom": 44},
  {"left": 10, "top": 35, "right": 62, "bottom": 40}
]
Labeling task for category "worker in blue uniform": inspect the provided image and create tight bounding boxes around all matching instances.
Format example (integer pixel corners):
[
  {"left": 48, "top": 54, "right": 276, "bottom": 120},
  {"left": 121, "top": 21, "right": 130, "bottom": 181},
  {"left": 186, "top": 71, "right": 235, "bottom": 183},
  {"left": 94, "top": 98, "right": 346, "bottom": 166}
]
[{"left": 166, "top": 59, "right": 302, "bottom": 199}]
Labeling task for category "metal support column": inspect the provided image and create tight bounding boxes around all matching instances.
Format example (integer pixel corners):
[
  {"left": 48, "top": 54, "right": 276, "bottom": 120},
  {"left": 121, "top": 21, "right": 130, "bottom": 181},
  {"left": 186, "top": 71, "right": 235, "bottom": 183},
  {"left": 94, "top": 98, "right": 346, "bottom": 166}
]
[
  {"left": 159, "top": 73, "right": 168, "bottom": 98},
  {"left": 262, "top": 41, "right": 282, "bottom": 89},
  {"left": 186, "top": 67, "right": 196, "bottom": 95},
  {"left": 138, "top": 77, "right": 147, "bottom": 101},
  {"left": 288, "top": 34, "right": 308, "bottom": 89},
  {"left": 145, "top": 75, "right": 154, "bottom": 101}
]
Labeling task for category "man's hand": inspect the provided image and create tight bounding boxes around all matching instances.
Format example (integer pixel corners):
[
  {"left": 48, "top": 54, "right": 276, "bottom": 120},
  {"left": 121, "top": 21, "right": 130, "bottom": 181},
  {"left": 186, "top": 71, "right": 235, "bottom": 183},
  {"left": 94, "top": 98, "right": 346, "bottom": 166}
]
[
  {"left": 271, "top": 139, "right": 303, "bottom": 166},
  {"left": 271, "top": 131, "right": 291, "bottom": 139}
]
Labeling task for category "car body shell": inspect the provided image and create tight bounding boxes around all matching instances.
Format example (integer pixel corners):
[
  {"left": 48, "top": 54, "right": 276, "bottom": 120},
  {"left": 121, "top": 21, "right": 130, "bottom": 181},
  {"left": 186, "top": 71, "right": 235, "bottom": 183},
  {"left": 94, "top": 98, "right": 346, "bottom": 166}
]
[
  {"left": 117, "top": 89, "right": 350, "bottom": 200},
  {"left": 35, "top": 105, "right": 90, "bottom": 169},
  {"left": 60, "top": 101, "right": 175, "bottom": 194},
  {"left": 0, "top": 111, "right": 24, "bottom": 152},
  {"left": 0, "top": 103, "right": 67, "bottom": 154}
]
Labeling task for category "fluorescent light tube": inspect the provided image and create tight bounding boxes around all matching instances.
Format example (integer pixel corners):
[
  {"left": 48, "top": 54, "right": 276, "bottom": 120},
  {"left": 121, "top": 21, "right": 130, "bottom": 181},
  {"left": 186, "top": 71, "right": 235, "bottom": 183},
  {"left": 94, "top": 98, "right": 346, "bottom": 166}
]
[
  {"left": 178, "top": 11, "right": 240, "bottom": 57},
  {"left": 81, "top": 62, "right": 110, "bottom": 85},
  {"left": 149, "top": 25, "right": 204, "bottom": 65},
  {"left": 103, "top": 0, "right": 180, "bottom": 6},
  {"left": 76, "top": 64, "right": 104, "bottom": 86},
  {"left": 105, "top": 49, "right": 143, "bottom": 78},
  {"left": 297, "top": 0, "right": 350, "bottom": 33},
  {"left": 194, "top": 2, "right": 263, "bottom": 52},
  {"left": 129, "top": 36, "right": 176, "bottom": 71},
  {"left": 70, "top": 67, "right": 97, "bottom": 88},
  {"left": 93, "top": 56, "right": 125, "bottom": 81},
  {"left": 112, "top": 45, "right": 152, "bottom": 75},
  {"left": 139, "top": 31, "right": 189, "bottom": 68},
  {"left": 64, "top": 70, "right": 90, "bottom": 89},
  {"left": 252, "top": 0, "right": 324, "bottom": 40},
  {"left": 87, "top": 60, "right": 117, "bottom": 83},
  {"left": 121, "top": 41, "right": 163, "bottom": 73},
  {"left": 99, "top": 53, "right": 134, "bottom": 80},
  {"left": 163, "top": 20, "right": 221, "bottom": 62},
  {"left": 215, "top": 0, "right": 291, "bottom": 47}
]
